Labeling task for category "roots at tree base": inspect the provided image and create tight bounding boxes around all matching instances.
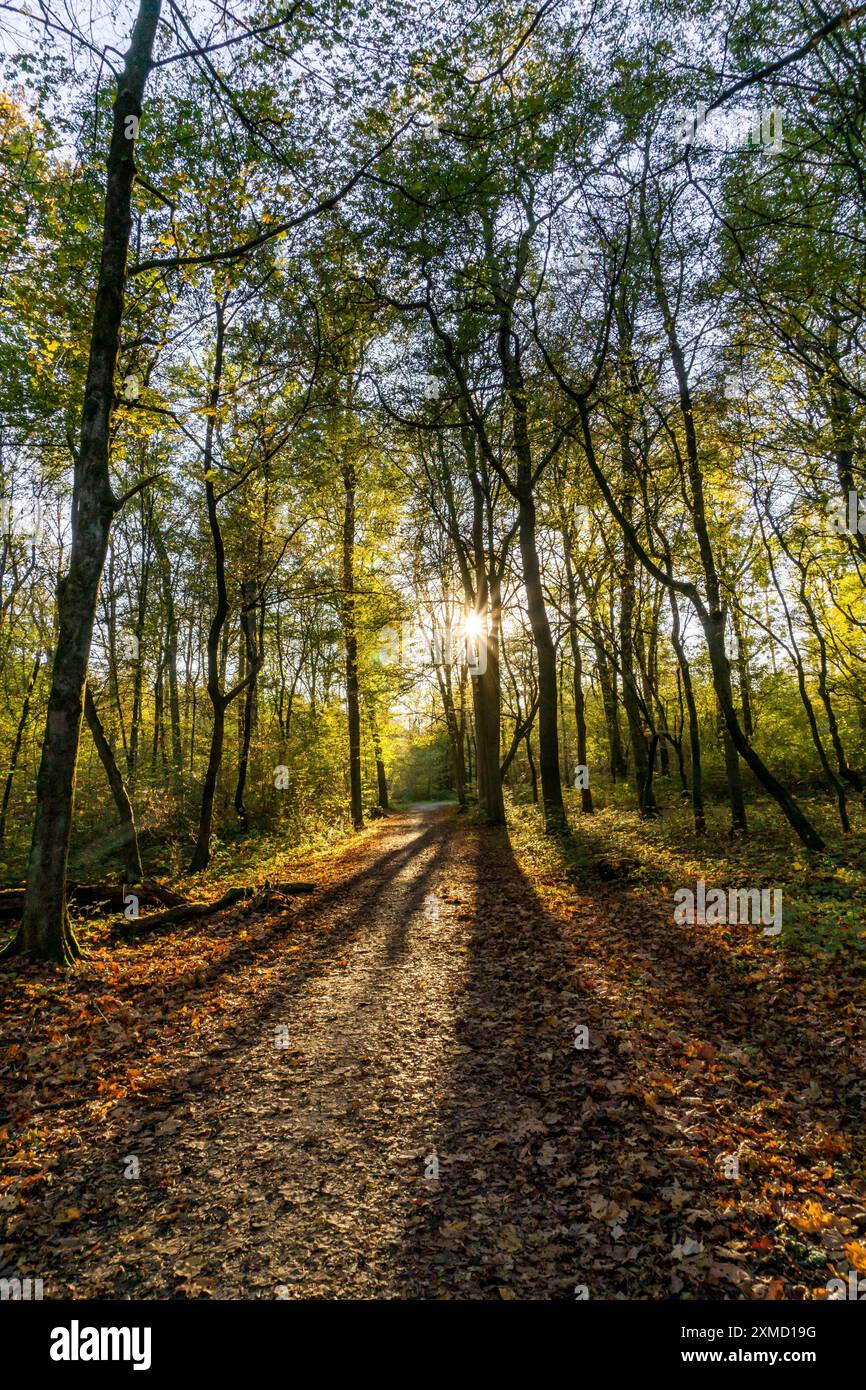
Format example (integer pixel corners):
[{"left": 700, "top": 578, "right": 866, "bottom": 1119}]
[{"left": 0, "top": 909, "right": 83, "bottom": 965}]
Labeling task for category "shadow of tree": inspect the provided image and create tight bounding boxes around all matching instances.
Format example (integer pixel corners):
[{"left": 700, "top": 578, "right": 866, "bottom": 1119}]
[{"left": 390, "top": 819, "right": 859, "bottom": 1299}]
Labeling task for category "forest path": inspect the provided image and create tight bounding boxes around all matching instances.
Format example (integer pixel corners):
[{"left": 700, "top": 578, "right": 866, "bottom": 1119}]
[
  {"left": 6, "top": 804, "right": 863, "bottom": 1299},
  {"left": 9, "top": 804, "right": 616, "bottom": 1298}
]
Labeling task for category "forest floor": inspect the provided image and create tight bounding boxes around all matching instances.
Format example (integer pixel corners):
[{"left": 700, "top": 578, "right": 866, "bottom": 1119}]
[{"left": 1, "top": 800, "right": 865, "bottom": 1299}]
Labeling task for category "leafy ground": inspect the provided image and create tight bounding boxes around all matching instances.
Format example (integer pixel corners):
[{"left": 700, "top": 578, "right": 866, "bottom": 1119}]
[{"left": 1, "top": 799, "right": 864, "bottom": 1299}]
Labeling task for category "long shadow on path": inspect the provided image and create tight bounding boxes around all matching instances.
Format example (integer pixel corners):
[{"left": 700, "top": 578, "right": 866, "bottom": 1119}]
[{"left": 390, "top": 819, "right": 820, "bottom": 1300}]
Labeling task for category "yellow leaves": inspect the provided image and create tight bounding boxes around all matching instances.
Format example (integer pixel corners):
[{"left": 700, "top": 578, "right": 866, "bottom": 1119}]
[
  {"left": 52, "top": 1207, "right": 81, "bottom": 1225},
  {"left": 787, "top": 1200, "right": 832, "bottom": 1233},
  {"left": 95, "top": 1077, "right": 127, "bottom": 1099},
  {"left": 785, "top": 1200, "right": 854, "bottom": 1240}
]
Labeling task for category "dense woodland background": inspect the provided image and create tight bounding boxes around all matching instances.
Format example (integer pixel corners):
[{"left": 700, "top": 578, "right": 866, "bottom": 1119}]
[{"left": 0, "top": 0, "right": 865, "bottom": 953}]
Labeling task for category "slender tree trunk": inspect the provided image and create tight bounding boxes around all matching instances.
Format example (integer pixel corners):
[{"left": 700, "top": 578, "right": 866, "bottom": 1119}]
[
  {"left": 474, "top": 654, "right": 504, "bottom": 822},
  {"left": 435, "top": 658, "right": 465, "bottom": 810},
  {"left": 487, "top": 233, "right": 565, "bottom": 831},
  {"left": 766, "top": 550, "right": 850, "bottom": 831},
  {"left": 153, "top": 523, "right": 183, "bottom": 783},
  {"left": 632, "top": 219, "right": 822, "bottom": 847},
  {"left": 341, "top": 461, "right": 363, "bottom": 830},
  {"left": 466, "top": 722, "right": 473, "bottom": 787},
  {"left": 500, "top": 695, "right": 538, "bottom": 780},
  {"left": 577, "top": 391, "right": 825, "bottom": 850},
  {"left": 619, "top": 475, "right": 651, "bottom": 813},
  {"left": 84, "top": 685, "right": 143, "bottom": 881},
  {"left": 562, "top": 535, "right": 593, "bottom": 813},
  {"left": 150, "top": 637, "right": 164, "bottom": 772},
  {"left": 591, "top": 611, "right": 625, "bottom": 779},
  {"left": 795, "top": 568, "right": 863, "bottom": 794},
  {"left": 127, "top": 513, "right": 150, "bottom": 787},
  {"left": 525, "top": 733, "right": 539, "bottom": 803},
  {"left": 192, "top": 699, "right": 225, "bottom": 872},
  {"left": 518, "top": 486, "right": 567, "bottom": 831},
  {"left": 731, "top": 604, "right": 754, "bottom": 738},
  {"left": 718, "top": 695, "right": 748, "bottom": 835},
  {"left": 189, "top": 299, "right": 261, "bottom": 871},
  {"left": 0, "top": 655, "right": 40, "bottom": 849},
  {"left": 642, "top": 733, "right": 659, "bottom": 820},
  {"left": 668, "top": 588, "right": 705, "bottom": 834},
  {"left": 368, "top": 704, "right": 390, "bottom": 811},
  {"left": 469, "top": 467, "right": 505, "bottom": 825},
  {"left": 234, "top": 583, "right": 260, "bottom": 832},
  {"left": 5, "top": 0, "right": 163, "bottom": 963}
]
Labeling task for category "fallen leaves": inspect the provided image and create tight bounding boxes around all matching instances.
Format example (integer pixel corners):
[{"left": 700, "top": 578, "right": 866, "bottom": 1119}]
[{"left": 1, "top": 805, "right": 864, "bottom": 1301}]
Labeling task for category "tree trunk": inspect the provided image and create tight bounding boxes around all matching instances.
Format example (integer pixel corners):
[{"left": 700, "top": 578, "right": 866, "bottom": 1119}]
[
  {"left": 518, "top": 487, "right": 567, "bottom": 832},
  {"left": 84, "top": 685, "right": 143, "bottom": 881},
  {"left": 668, "top": 587, "right": 705, "bottom": 834},
  {"left": 0, "top": 655, "right": 40, "bottom": 849},
  {"left": 525, "top": 733, "right": 539, "bottom": 803},
  {"left": 190, "top": 298, "right": 258, "bottom": 872},
  {"left": 731, "top": 604, "right": 754, "bottom": 738},
  {"left": 577, "top": 391, "right": 825, "bottom": 851},
  {"left": 368, "top": 704, "right": 390, "bottom": 811},
  {"left": 619, "top": 475, "right": 651, "bottom": 814},
  {"left": 435, "top": 657, "right": 465, "bottom": 810},
  {"left": 641, "top": 223, "right": 821, "bottom": 847},
  {"left": 6, "top": 0, "right": 163, "bottom": 964},
  {"left": 591, "top": 610, "right": 625, "bottom": 779},
  {"left": 234, "top": 579, "right": 262, "bottom": 832},
  {"left": 718, "top": 695, "right": 748, "bottom": 835},
  {"left": 153, "top": 522, "right": 183, "bottom": 783},
  {"left": 127, "top": 506, "right": 151, "bottom": 787},
  {"left": 341, "top": 461, "right": 363, "bottom": 830},
  {"left": 562, "top": 530, "right": 593, "bottom": 813}
]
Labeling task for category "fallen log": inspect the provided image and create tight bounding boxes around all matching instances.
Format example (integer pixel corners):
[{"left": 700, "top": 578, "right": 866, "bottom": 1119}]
[
  {"left": 113, "top": 880, "right": 316, "bottom": 937},
  {"left": 0, "top": 880, "right": 187, "bottom": 919}
]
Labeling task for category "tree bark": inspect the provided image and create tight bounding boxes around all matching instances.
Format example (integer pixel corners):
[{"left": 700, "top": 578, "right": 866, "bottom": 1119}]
[
  {"left": 153, "top": 521, "right": 183, "bottom": 784},
  {"left": 341, "top": 460, "right": 363, "bottom": 830},
  {"left": 234, "top": 581, "right": 262, "bottom": 832},
  {"left": 668, "top": 587, "right": 705, "bottom": 835},
  {"left": 368, "top": 704, "right": 390, "bottom": 811},
  {"left": 84, "top": 685, "right": 143, "bottom": 881},
  {"left": 0, "top": 655, "right": 40, "bottom": 849},
  {"left": 189, "top": 299, "right": 260, "bottom": 870},
  {"left": 561, "top": 522, "right": 593, "bottom": 813},
  {"left": 576, "top": 395, "right": 824, "bottom": 851},
  {"left": 5, "top": 0, "right": 163, "bottom": 963},
  {"left": 619, "top": 464, "right": 652, "bottom": 815}
]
